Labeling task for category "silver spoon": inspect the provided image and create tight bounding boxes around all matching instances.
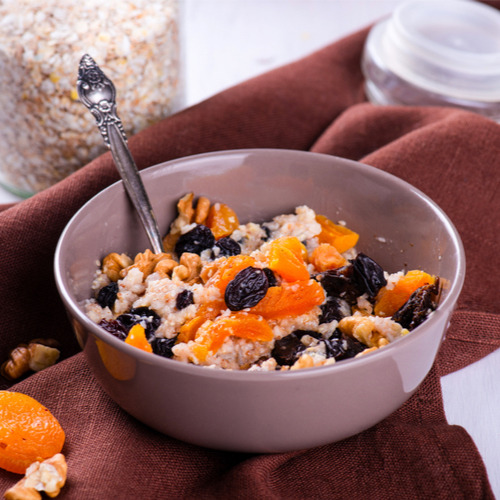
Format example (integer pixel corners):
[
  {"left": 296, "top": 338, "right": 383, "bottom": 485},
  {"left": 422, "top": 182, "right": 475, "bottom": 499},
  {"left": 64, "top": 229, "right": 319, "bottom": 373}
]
[{"left": 76, "top": 54, "right": 165, "bottom": 254}]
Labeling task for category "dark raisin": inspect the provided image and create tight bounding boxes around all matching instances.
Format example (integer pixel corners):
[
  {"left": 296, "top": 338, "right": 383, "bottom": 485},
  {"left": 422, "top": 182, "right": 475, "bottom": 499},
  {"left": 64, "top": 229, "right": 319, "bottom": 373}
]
[
  {"left": 116, "top": 307, "right": 161, "bottom": 340},
  {"left": 261, "top": 225, "right": 272, "bottom": 241},
  {"left": 351, "top": 253, "right": 387, "bottom": 299},
  {"left": 324, "top": 331, "right": 366, "bottom": 361},
  {"left": 263, "top": 267, "right": 278, "bottom": 287},
  {"left": 97, "top": 282, "right": 119, "bottom": 309},
  {"left": 176, "top": 290, "right": 194, "bottom": 310},
  {"left": 98, "top": 319, "right": 127, "bottom": 340},
  {"left": 151, "top": 337, "right": 177, "bottom": 358},
  {"left": 213, "top": 237, "right": 241, "bottom": 258},
  {"left": 224, "top": 267, "right": 269, "bottom": 311},
  {"left": 319, "top": 297, "right": 349, "bottom": 324},
  {"left": 271, "top": 333, "right": 306, "bottom": 366},
  {"left": 316, "top": 265, "right": 360, "bottom": 304},
  {"left": 174, "top": 224, "right": 215, "bottom": 256},
  {"left": 115, "top": 313, "right": 136, "bottom": 332},
  {"left": 393, "top": 278, "right": 440, "bottom": 330}
]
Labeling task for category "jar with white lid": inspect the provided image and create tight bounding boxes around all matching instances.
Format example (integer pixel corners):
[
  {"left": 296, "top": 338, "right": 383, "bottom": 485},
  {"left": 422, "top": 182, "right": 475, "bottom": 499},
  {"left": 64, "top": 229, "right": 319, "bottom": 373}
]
[
  {"left": 0, "top": 0, "right": 184, "bottom": 198},
  {"left": 362, "top": 0, "right": 500, "bottom": 122}
]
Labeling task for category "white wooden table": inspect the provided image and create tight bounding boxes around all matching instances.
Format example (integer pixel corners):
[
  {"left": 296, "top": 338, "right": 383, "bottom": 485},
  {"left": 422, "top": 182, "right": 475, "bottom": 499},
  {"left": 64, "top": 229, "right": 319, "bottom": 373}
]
[{"left": 1, "top": 1, "right": 498, "bottom": 495}]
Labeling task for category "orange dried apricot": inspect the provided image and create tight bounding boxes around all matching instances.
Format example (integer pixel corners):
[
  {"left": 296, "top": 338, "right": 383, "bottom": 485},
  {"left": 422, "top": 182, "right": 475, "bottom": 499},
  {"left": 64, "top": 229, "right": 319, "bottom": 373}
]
[
  {"left": 374, "top": 270, "right": 435, "bottom": 317},
  {"left": 124, "top": 324, "right": 153, "bottom": 353},
  {"left": 316, "top": 215, "right": 359, "bottom": 254},
  {"left": 205, "top": 255, "right": 256, "bottom": 292},
  {"left": 268, "top": 237, "right": 309, "bottom": 282},
  {"left": 205, "top": 203, "right": 239, "bottom": 240},
  {"left": 249, "top": 279, "right": 325, "bottom": 319},
  {"left": 177, "top": 299, "right": 225, "bottom": 343},
  {"left": 0, "top": 391, "right": 65, "bottom": 474},
  {"left": 310, "top": 243, "right": 347, "bottom": 272},
  {"left": 195, "top": 312, "right": 274, "bottom": 355}
]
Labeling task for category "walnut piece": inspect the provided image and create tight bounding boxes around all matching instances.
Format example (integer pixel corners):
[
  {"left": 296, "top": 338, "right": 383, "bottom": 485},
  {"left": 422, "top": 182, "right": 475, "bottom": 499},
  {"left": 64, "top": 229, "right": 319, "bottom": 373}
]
[
  {"left": 171, "top": 253, "right": 202, "bottom": 285},
  {"left": 338, "top": 316, "right": 390, "bottom": 348},
  {"left": 121, "top": 249, "right": 173, "bottom": 279},
  {"left": 194, "top": 196, "right": 210, "bottom": 224},
  {"left": 1, "top": 340, "right": 61, "bottom": 381},
  {"left": 27, "top": 344, "right": 60, "bottom": 373},
  {"left": 102, "top": 252, "right": 133, "bottom": 282},
  {"left": 1, "top": 346, "right": 30, "bottom": 381},
  {"left": 4, "top": 453, "right": 67, "bottom": 500},
  {"left": 290, "top": 353, "right": 315, "bottom": 370},
  {"left": 153, "top": 258, "right": 178, "bottom": 279}
]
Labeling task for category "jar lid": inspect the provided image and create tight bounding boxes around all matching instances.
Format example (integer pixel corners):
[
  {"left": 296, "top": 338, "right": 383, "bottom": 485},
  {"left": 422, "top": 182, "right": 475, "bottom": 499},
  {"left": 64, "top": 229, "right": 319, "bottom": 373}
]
[{"left": 368, "top": 0, "right": 500, "bottom": 102}]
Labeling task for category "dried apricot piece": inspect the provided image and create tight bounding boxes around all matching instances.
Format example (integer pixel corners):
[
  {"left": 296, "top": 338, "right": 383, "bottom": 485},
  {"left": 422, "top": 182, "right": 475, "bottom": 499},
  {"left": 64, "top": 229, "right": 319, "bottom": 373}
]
[
  {"left": 177, "top": 299, "right": 225, "bottom": 343},
  {"left": 205, "top": 203, "right": 239, "bottom": 240},
  {"left": 374, "top": 270, "right": 435, "bottom": 317},
  {"left": 316, "top": 215, "right": 359, "bottom": 254},
  {"left": 195, "top": 312, "right": 274, "bottom": 354},
  {"left": 268, "top": 237, "right": 309, "bottom": 282},
  {"left": 205, "top": 255, "right": 256, "bottom": 292},
  {"left": 0, "top": 391, "right": 65, "bottom": 474},
  {"left": 249, "top": 280, "right": 325, "bottom": 319},
  {"left": 124, "top": 324, "right": 153, "bottom": 353},
  {"left": 310, "top": 243, "right": 347, "bottom": 272}
]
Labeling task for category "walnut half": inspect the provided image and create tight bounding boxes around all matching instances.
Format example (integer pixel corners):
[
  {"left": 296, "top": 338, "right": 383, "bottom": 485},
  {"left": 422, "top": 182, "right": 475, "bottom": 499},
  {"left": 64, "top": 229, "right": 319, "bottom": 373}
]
[{"left": 4, "top": 453, "right": 67, "bottom": 500}]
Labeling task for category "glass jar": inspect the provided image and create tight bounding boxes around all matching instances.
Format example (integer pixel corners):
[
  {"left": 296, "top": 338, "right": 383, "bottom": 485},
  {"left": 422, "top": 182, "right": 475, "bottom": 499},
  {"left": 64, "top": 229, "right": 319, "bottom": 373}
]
[
  {"left": 362, "top": 0, "right": 500, "bottom": 122},
  {"left": 0, "top": 0, "right": 183, "bottom": 198}
]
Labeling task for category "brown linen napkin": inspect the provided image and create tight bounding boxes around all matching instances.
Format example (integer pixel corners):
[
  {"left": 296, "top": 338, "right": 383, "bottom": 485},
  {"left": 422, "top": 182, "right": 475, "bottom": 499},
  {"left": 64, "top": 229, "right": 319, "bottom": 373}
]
[{"left": 0, "top": 25, "right": 499, "bottom": 499}]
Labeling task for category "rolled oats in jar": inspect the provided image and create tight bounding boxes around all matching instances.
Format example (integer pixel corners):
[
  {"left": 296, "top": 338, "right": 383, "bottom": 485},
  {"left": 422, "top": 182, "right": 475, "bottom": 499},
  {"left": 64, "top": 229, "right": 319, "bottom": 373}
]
[{"left": 0, "top": 0, "right": 183, "bottom": 197}]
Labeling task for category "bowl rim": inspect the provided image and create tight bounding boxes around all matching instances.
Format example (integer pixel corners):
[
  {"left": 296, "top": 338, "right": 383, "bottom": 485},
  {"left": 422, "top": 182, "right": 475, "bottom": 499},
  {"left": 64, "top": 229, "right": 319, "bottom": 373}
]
[{"left": 54, "top": 148, "right": 466, "bottom": 381}]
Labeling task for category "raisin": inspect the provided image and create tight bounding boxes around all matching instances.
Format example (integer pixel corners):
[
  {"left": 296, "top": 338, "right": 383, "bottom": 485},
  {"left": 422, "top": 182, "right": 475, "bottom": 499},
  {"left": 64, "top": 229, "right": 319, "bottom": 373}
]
[
  {"left": 176, "top": 290, "right": 194, "bottom": 310},
  {"left": 263, "top": 267, "right": 278, "bottom": 287},
  {"left": 224, "top": 267, "right": 269, "bottom": 311},
  {"left": 97, "top": 282, "right": 119, "bottom": 309},
  {"left": 271, "top": 333, "right": 306, "bottom": 366},
  {"left": 98, "top": 319, "right": 127, "bottom": 340},
  {"left": 174, "top": 224, "right": 215, "bottom": 256},
  {"left": 319, "top": 297, "right": 349, "bottom": 324},
  {"left": 316, "top": 265, "right": 360, "bottom": 304},
  {"left": 116, "top": 307, "right": 161, "bottom": 340},
  {"left": 261, "top": 225, "right": 272, "bottom": 241},
  {"left": 213, "top": 237, "right": 241, "bottom": 258},
  {"left": 151, "top": 337, "right": 177, "bottom": 358},
  {"left": 393, "top": 278, "right": 440, "bottom": 330},
  {"left": 324, "top": 330, "right": 366, "bottom": 361},
  {"left": 351, "top": 253, "right": 387, "bottom": 299}
]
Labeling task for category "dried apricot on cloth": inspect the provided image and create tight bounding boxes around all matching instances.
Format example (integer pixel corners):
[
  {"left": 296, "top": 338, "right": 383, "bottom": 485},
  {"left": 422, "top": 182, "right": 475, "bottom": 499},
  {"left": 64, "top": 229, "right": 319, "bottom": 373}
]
[
  {"left": 0, "top": 392, "right": 65, "bottom": 474},
  {"left": 374, "top": 271, "right": 435, "bottom": 317},
  {"left": 316, "top": 215, "right": 359, "bottom": 253}
]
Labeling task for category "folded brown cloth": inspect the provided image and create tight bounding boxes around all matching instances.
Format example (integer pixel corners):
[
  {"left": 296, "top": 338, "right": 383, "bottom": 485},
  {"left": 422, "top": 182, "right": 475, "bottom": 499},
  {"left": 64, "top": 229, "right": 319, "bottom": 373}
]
[{"left": 1, "top": 21, "right": 499, "bottom": 499}]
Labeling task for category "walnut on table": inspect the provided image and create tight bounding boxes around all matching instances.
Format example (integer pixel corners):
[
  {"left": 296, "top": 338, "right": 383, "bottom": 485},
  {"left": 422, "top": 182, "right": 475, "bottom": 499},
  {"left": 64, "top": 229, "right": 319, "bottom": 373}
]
[
  {"left": 4, "top": 453, "right": 67, "bottom": 500},
  {"left": 1, "top": 340, "right": 60, "bottom": 381}
]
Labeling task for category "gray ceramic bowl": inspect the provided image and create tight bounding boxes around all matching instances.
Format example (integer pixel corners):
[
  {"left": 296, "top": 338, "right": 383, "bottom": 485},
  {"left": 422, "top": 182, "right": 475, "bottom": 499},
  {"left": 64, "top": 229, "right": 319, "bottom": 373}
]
[{"left": 54, "top": 149, "right": 465, "bottom": 453}]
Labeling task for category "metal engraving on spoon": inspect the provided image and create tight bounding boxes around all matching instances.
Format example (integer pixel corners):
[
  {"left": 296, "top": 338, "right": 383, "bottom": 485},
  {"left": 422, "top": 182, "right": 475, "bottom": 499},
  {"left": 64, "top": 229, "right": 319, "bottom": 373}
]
[{"left": 76, "top": 54, "right": 164, "bottom": 254}]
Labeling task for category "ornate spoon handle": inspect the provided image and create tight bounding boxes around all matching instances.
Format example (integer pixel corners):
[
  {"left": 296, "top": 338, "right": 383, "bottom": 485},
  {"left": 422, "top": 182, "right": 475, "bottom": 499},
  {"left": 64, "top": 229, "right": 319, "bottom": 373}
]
[{"left": 76, "top": 54, "right": 165, "bottom": 254}]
